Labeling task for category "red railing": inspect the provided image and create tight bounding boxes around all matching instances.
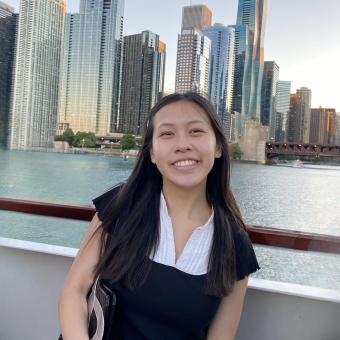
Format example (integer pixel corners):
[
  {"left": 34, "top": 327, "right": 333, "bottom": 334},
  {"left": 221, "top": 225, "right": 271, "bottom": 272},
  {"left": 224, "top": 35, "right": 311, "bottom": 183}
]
[{"left": 1, "top": 197, "right": 340, "bottom": 254}]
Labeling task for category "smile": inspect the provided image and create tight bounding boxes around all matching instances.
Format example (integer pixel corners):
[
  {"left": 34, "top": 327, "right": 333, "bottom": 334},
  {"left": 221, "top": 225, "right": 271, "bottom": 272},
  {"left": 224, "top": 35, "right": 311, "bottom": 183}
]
[{"left": 173, "top": 160, "right": 199, "bottom": 167}]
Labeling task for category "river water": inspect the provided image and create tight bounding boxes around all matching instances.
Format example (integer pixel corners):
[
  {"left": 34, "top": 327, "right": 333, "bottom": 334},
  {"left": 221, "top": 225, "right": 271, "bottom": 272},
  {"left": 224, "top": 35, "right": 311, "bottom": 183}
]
[{"left": 1, "top": 150, "right": 339, "bottom": 290}]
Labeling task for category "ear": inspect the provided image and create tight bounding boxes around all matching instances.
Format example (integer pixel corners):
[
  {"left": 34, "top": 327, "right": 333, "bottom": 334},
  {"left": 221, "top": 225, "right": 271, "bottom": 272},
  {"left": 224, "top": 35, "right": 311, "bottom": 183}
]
[
  {"left": 215, "top": 145, "right": 222, "bottom": 158},
  {"left": 150, "top": 148, "right": 156, "bottom": 164}
]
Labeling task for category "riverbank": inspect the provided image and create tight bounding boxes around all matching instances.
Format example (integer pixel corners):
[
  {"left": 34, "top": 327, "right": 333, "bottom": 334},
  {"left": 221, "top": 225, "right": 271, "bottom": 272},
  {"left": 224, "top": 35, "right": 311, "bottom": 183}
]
[{"left": 3, "top": 147, "right": 339, "bottom": 166}]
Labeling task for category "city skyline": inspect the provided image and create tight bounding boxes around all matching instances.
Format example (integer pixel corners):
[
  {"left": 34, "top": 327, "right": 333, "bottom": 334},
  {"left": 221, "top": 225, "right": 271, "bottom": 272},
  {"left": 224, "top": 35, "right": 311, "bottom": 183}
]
[
  {"left": 7, "top": 0, "right": 340, "bottom": 111},
  {"left": 5, "top": 0, "right": 340, "bottom": 112}
]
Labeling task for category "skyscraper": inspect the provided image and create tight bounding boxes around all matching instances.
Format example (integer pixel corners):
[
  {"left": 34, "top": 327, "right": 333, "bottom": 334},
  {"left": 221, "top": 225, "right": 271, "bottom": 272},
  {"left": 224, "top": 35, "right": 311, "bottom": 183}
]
[
  {"left": 202, "top": 24, "right": 235, "bottom": 138},
  {"left": 119, "top": 30, "right": 166, "bottom": 135},
  {"left": 234, "top": 0, "right": 267, "bottom": 122},
  {"left": 297, "top": 87, "right": 312, "bottom": 143},
  {"left": 175, "top": 5, "right": 212, "bottom": 96},
  {"left": 0, "top": 1, "right": 16, "bottom": 148},
  {"left": 181, "top": 4, "right": 212, "bottom": 30},
  {"left": 175, "top": 28, "right": 211, "bottom": 95},
  {"left": 324, "top": 108, "right": 337, "bottom": 145},
  {"left": 310, "top": 108, "right": 337, "bottom": 145},
  {"left": 9, "top": 0, "right": 65, "bottom": 150},
  {"left": 229, "top": 24, "right": 248, "bottom": 137},
  {"left": 287, "top": 87, "right": 312, "bottom": 143},
  {"left": 0, "top": 0, "right": 13, "bottom": 17},
  {"left": 261, "top": 61, "right": 279, "bottom": 134},
  {"left": 274, "top": 81, "right": 291, "bottom": 142},
  {"left": 310, "top": 107, "right": 327, "bottom": 145},
  {"left": 58, "top": 0, "right": 124, "bottom": 135},
  {"left": 335, "top": 113, "right": 340, "bottom": 146}
]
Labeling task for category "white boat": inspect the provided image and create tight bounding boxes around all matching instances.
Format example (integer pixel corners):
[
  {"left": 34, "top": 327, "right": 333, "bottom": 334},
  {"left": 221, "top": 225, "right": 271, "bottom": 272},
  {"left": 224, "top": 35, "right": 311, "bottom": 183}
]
[{"left": 292, "top": 159, "right": 304, "bottom": 168}]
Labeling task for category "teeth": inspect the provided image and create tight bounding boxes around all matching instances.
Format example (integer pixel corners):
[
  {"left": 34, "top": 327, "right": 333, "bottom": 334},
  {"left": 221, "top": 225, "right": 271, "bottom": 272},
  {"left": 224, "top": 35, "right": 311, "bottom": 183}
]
[{"left": 174, "top": 160, "right": 197, "bottom": 167}]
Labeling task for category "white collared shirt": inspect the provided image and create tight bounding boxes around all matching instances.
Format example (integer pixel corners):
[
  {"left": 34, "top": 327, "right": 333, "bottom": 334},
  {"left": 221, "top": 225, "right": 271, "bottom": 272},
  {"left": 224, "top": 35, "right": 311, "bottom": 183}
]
[{"left": 150, "top": 192, "right": 214, "bottom": 275}]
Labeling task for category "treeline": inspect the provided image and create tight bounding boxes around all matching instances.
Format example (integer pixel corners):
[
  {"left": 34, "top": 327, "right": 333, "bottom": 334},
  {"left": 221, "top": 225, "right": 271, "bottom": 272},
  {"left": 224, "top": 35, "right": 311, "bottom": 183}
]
[
  {"left": 54, "top": 128, "right": 96, "bottom": 147},
  {"left": 54, "top": 129, "right": 137, "bottom": 150}
]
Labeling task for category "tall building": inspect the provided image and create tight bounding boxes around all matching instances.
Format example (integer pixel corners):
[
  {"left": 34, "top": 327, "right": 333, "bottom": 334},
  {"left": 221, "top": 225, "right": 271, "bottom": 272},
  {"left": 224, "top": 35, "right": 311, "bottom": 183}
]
[
  {"left": 335, "top": 113, "right": 340, "bottom": 146},
  {"left": 0, "top": 0, "right": 13, "bottom": 17},
  {"left": 324, "top": 108, "right": 337, "bottom": 145},
  {"left": 9, "top": 0, "right": 65, "bottom": 150},
  {"left": 297, "top": 87, "right": 312, "bottom": 143},
  {"left": 0, "top": 2, "right": 16, "bottom": 148},
  {"left": 229, "top": 24, "right": 248, "bottom": 138},
  {"left": 57, "top": 13, "right": 79, "bottom": 134},
  {"left": 234, "top": 0, "right": 267, "bottom": 122},
  {"left": 287, "top": 94, "right": 299, "bottom": 143},
  {"left": 175, "top": 28, "right": 211, "bottom": 96},
  {"left": 118, "top": 30, "right": 166, "bottom": 135},
  {"left": 310, "top": 108, "right": 337, "bottom": 145},
  {"left": 58, "top": 0, "right": 124, "bottom": 135},
  {"left": 175, "top": 5, "right": 211, "bottom": 96},
  {"left": 310, "top": 107, "right": 327, "bottom": 144},
  {"left": 261, "top": 61, "right": 279, "bottom": 137},
  {"left": 274, "top": 81, "right": 291, "bottom": 142},
  {"left": 202, "top": 24, "right": 235, "bottom": 138},
  {"left": 181, "top": 4, "right": 212, "bottom": 30},
  {"left": 287, "top": 87, "right": 312, "bottom": 143}
]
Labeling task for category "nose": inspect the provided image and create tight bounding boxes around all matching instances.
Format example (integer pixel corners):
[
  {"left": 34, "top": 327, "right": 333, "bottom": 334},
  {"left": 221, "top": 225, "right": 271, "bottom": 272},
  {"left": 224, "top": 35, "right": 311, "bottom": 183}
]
[{"left": 175, "top": 135, "right": 192, "bottom": 153}]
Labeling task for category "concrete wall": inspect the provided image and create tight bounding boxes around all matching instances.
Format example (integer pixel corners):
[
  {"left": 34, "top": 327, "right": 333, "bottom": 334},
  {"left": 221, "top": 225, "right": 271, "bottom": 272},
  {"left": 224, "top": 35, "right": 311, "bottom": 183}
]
[{"left": 239, "top": 120, "right": 269, "bottom": 161}]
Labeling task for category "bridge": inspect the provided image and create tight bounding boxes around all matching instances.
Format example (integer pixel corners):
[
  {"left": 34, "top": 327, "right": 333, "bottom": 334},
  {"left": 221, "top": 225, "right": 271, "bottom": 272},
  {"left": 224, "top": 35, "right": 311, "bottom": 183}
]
[{"left": 265, "top": 142, "right": 340, "bottom": 159}]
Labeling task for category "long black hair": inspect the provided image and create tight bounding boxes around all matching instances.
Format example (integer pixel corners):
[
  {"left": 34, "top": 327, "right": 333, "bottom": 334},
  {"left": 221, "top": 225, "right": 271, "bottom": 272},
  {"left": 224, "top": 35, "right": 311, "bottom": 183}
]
[{"left": 94, "top": 92, "right": 246, "bottom": 297}]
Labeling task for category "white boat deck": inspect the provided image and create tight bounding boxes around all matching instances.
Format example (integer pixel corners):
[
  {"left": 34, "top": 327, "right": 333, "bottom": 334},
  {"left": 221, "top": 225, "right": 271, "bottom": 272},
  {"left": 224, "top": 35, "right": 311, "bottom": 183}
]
[{"left": 1, "top": 237, "right": 340, "bottom": 340}]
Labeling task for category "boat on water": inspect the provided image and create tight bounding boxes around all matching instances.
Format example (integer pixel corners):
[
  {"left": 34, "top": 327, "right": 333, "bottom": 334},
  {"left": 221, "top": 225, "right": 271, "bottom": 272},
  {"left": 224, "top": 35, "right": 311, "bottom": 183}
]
[
  {"left": 272, "top": 159, "right": 305, "bottom": 168},
  {"left": 0, "top": 198, "right": 340, "bottom": 340},
  {"left": 292, "top": 159, "right": 304, "bottom": 168}
]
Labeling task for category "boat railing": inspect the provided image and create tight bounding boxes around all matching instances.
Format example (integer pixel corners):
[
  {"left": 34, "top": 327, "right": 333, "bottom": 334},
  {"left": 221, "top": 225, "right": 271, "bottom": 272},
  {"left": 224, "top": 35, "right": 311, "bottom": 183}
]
[
  {"left": 1, "top": 196, "right": 340, "bottom": 254},
  {"left": 1, "top": 196, "right": 340, "bottom": 340}
]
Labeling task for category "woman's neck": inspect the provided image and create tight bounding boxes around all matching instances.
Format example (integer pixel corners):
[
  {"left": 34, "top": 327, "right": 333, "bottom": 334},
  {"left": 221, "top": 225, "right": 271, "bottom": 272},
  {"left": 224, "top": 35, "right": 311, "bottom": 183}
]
[{"left": 161, "top": 181, "right": 211, "bottom": 220}]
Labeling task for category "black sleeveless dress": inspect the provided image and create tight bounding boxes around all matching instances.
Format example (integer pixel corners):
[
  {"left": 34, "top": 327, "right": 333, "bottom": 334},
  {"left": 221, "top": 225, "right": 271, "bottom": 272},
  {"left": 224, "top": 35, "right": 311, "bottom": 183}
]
[{"left": 92, "top": 186, "right": 260, "bottom": 339}]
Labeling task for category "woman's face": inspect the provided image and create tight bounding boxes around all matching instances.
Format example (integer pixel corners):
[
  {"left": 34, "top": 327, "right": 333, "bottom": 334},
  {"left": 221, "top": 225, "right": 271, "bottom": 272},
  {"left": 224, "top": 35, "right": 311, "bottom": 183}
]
[{"left": 150, "top": 100, "right": 221, "bottom": 191}]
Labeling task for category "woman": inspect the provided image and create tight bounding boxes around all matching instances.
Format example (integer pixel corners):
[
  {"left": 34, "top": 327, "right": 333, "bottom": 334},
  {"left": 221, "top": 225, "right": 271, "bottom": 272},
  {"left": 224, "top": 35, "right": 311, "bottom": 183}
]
[{"left": 58, "top": 92, "right": 260, "bottom": 339}]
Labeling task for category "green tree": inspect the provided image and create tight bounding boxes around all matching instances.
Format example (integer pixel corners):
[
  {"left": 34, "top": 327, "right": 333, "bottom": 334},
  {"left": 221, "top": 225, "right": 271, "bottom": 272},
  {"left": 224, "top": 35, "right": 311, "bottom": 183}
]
[
  {"left": 54, "top": 128, "right": 75, "bottom": 146},
  {"left": 63, "top": 128, "right": 75, "bottom": 146},
  {"left": 54, "top": 135, "right": 65, "bottom": 142},
  {"left": 72, "top": 131, "right": 96, "bottom": 148},
  {"left": 230, "top": 143, "right": 243, "bottom": 160},
  {"left": 121, "top": 134, "right": 136, "bottom": 151}
]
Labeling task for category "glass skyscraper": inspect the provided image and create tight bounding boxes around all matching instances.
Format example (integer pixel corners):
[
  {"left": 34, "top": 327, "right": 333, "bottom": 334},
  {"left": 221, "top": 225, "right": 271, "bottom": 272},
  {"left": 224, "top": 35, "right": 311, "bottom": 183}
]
[
  {"left": 58, "top": 0, "right": 124, "bottom": 135},
  {"left": 202, "top": 24, "right": 235, "bottom": 139},
  {"left": 287, "top": 87, "right": 312, "bottom": 143},
  {"left": 175, "top": 28, "right": 211, "bottom": 95},
  {"left": 234, "top": 0, "right": 267, "bottom": 122},
  {"left": 9, "top": 0, "right": 65, "bottom": 150},
  {"left": 274, "top": 80, "right": 291, "bottom": 142},
  {"left": 181, "top": 4, "right": 212, "bottom": 31},
  {"left": 0, "top": 0, "right": 13, "bottom": 17},
  {"left": 0, "top": 1, "right": 16, "bottom": 149},
  {"left": 175, "top": 5, "right": 211, "bottom": 96},
  {"left": 119, "top": 30, "right": 166, "bottom": 135},
  {"left": 261, "top": 61, "right": 279, "bottom": 136}
]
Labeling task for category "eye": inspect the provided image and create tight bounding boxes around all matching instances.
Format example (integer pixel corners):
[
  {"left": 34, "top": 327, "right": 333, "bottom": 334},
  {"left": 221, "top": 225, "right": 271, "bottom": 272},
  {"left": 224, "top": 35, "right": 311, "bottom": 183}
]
[
  {"left": 190, "top": 129, "right": 204, "bottom": 134},
  {"left": 159, "top": 131, "right": 174, "bottom": 137}
]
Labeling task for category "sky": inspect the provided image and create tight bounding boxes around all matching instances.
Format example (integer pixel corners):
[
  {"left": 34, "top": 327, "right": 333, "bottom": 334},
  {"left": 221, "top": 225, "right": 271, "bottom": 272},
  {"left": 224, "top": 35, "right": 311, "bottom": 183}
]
[{"left": 8, "top": 0, "right": 340, "bottom": 110}]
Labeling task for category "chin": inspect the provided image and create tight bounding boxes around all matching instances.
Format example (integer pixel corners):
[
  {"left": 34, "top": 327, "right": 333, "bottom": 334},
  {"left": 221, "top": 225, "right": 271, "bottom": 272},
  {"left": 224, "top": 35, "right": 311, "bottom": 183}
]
[{"left": 166, "top": 177, "right": 206, "bottom": 190}]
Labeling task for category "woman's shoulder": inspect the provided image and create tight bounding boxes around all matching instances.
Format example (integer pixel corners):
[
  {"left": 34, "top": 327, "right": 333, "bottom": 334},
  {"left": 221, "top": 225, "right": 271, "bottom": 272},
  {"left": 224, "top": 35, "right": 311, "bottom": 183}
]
[
  {"left": 92, "top": 182, "right": 125, "bottom": 221},
  {"left": 229, "top": 219, "right": 261, "bottom": 281}
]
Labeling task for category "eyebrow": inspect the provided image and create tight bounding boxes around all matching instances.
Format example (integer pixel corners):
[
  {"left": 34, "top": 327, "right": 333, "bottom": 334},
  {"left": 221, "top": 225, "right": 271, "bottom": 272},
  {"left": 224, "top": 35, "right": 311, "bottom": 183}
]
[{"left": 157, "top": 120, "right": 206, "bottom": 129}]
